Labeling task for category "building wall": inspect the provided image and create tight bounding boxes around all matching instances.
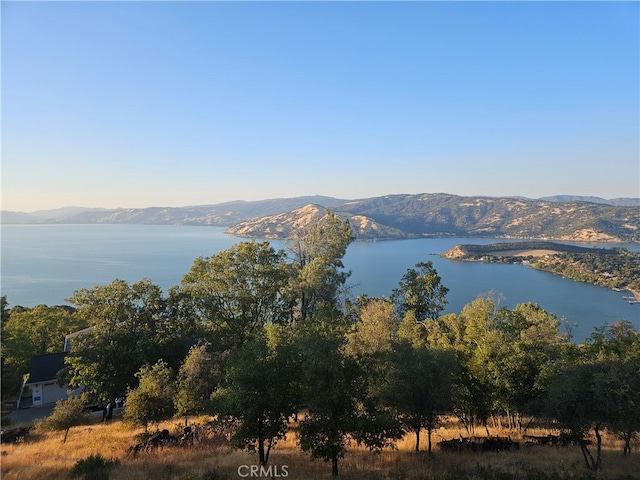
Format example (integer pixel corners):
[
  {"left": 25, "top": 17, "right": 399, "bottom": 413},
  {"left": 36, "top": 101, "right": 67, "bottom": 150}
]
[{"left": 29, "top": 382, "right": 80, "bottom": 407}]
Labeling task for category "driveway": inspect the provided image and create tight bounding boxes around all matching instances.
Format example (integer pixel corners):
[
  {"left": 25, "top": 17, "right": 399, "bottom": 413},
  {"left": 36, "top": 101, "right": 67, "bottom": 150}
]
[{"left": 2, "top": 404, "right": 55, "bottom": 427}]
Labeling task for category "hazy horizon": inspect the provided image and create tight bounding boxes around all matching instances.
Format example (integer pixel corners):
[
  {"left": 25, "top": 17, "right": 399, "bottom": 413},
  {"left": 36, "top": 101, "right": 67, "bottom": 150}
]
[
  {"left": 2, "top": 2, "right": 638, "bottom": 212},
  {"left": 2, "top": 191, "right": 639, "bottom": 216}
]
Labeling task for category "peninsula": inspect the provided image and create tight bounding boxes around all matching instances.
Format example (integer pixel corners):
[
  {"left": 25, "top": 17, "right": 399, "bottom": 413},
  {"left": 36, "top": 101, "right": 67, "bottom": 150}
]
[{"left": 442, "top": 241, "right": 640, "bottom": 301}]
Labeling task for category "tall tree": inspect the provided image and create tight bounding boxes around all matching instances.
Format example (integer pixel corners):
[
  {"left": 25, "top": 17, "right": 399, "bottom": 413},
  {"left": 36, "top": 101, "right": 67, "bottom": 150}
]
[
  {"left": 297, "top": 305, "right": 399, "bottom": 477},
  {"left": 124, "top": 360, "right": 176, "bottom": 432},
  {"left": 344, "top": 296, "right": 403, "bottom": 453},
  {"left": 384, "top": 341, "right": 458, "bottom": 453},
  {"left": 579, "top": 321, "right": 640, "bottom": 456},
  {"left": 180, "top": 241, "right": 290, "bottom": 351},
  {"left": 436, "top": 298, "right": 570, "bottom": 433},
  {"left": 175, "top": 344, "right": 218, "bottom": 423},
  {"left": 63, "top": 279, "right": 182, "bottom": 406},
  {"left": 443, "top": 297, "right": 502, "bottom": 434},
  {"left": 483, "top": 303, "right": 570, "bottom": 429},
  {"left": 391, "top": 261, "right": 448, "bottom": 325},
  {"left": 592, "top": 360, "right": 640, "bottom": 457},
  {"left": 546, "top": 361, "right": 610, "bottom": 473},
  {"left": 285, "top": 211, "right": 354, "bottom": 323},
  {"left": 211, "top": 333, "right": 301, "bottom": 466},
  {"left": 1, "top": 305, "right": 87, "bottom": 398}
]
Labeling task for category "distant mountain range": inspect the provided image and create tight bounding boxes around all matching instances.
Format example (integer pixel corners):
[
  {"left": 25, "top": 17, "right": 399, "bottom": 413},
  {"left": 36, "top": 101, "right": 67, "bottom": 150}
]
[
  {"left": 538, "top": 195, "right": 640, "bottom": 207},
  {"left": 2, "top": 193, "right": 639, "bottom": 242}
]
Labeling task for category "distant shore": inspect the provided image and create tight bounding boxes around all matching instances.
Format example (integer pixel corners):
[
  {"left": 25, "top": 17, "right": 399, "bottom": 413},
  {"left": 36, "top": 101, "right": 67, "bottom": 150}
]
[{"left": 441, "top": 241, "right": 604, "bottom": 261}]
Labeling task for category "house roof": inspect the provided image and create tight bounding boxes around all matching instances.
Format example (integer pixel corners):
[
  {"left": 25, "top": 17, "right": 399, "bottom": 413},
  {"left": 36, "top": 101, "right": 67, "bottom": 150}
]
[
  {"left": 26, "top": 352, "right": 68, "bottom": 384},
  {"left": 64, "top": 326, "right": 95, "bottom": 351}
]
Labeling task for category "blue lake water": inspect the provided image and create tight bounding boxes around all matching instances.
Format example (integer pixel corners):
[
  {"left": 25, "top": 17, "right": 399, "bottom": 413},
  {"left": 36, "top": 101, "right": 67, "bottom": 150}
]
[{"left": 1, "top": 224, "right": 638, "bottom": 341}]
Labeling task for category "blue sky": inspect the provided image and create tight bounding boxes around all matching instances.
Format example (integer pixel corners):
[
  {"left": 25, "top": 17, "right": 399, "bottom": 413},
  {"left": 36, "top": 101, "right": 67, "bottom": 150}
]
[{"left": 2, "top": 1, "right": 638, "bottom": 212}]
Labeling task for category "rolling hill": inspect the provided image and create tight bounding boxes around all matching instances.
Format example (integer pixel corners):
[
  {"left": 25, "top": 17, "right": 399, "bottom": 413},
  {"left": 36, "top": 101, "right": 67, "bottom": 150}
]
[{"left": 2, "top": 193, "right": 638, "bottom": 242}]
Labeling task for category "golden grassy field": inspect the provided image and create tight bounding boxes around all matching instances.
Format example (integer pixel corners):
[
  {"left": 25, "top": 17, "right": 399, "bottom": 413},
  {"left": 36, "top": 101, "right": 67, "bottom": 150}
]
[{"left": 1, "top": 415, "right": 639, "bottom": 480}]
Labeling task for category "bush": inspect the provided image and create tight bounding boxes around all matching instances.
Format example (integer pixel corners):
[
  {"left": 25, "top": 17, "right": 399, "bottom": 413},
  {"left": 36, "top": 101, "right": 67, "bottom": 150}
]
[
  {"left": 123, "top": 361, "right": 176, "bottom": 431},
  {"left": 69, "top": 454, "right": 118, "bottom": 480},
  {"left": 36, "top": 394, "right": 90, "bottom": 443}
]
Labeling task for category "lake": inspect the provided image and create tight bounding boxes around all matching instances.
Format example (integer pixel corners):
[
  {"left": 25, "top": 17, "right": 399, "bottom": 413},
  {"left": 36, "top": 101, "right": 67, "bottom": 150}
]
[{"left": 2, "top": 224, "right": 638, "bottom": 341}]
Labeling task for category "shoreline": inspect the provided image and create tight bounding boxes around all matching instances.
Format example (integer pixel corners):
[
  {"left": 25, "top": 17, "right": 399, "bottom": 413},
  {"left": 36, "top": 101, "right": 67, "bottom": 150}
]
[
  {"left": 525, "top": 263, "right": 640, "bottom": 302},
  {"left": 450, "top": 255, "right": 640, "bottom": 303},
  {"left": 627, "top": 288, "right": 640, "bottom": 302},
  {"left": 442, "top": 242, "right": 640, "bottom": 304}
]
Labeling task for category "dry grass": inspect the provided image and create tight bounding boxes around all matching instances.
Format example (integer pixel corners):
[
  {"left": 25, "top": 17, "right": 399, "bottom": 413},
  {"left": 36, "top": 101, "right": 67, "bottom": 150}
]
[{"left": 2, "top": 415, "right": 639, "bottom": 480}]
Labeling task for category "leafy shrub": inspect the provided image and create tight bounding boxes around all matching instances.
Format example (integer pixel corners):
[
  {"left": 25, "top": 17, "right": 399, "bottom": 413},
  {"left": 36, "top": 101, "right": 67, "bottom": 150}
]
[
  {"left": 36, "top": 394, "right": 90, "bottom": 443},
  {"left": 69, "top": 453, "right": 118, "bottom": 480}
]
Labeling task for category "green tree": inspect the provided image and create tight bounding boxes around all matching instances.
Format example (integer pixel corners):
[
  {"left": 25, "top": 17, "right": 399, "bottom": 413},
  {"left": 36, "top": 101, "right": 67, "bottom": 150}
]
[
  {"left": 439, "top": 297, "right": 499, "bottom": 434},
  {"left": 545, "top": 361, "right": 609, "bottom": 473},
  {"left": 298, "top": 306, "right": 399, "bottom": 477},
  {"left": 36, "top": 393, "right": 90, "bottom": 443},
  {"left": 285, "top": 211, "right": 354, "bottom": 323},
  {"left": 396, "top": 310, "right": 430, "bottom": 348},
  {"left": 211, "top": 333, "right": 301, "bottom": 465},
  {"left": 64, "top": 279, "right": 183, "bottom": 406},
  {"left": 345, "top": 297, "right": 396, "bottom": 357},
  {"left": 124, "top": 360, "right": 176, "bottom": 431},
  {"left": 175, "top": 344, "right": 218, "bottom": 423},
  {"left": 593, "top": 359, "right": 640, "bottom": 457},
  {"left": 1, "top": 296, "right": 9, "bottom": 329},
  {"left": 165, "top": 286, "right": 207, "bottom": 342},
  {"left": 488, "top": 303, "right": 570, "bottom": 429},
  {"left": 438, "top": 298, "right": 570, "bottom": 433},
  {"left": 391, "top": 261, "right": 449, "bottom": 326},
  {"left": 579, "top": 321, "right": 640, "bottom": 456},
  {"left": 180, "top": 241, "right": 290, "bottom": 351},
  {"left": 582, "top": 320, "right": 640, "bottom": 363},
  {"left": 1, "top": 305, "right": 87, "bottom": 398},
  {"left": 384, "top": 341, "right": 458, "bottom": 453}
]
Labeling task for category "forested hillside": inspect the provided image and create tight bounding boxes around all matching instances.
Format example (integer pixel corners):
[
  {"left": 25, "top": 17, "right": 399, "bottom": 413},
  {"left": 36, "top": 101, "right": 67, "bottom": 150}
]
[{"left": 532, "top": 248, "right": 640, "bottom": 293}]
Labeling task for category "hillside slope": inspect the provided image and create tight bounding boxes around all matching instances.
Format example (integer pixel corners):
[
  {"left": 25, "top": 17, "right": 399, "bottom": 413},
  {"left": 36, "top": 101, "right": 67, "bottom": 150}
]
[
  {"left": 333, "top": 194, "right": 638, "bottom": 242},
  {"left": 226, "top": 204, "right": 407, "bottom": 241},
  {"left": 2, "top": 193, "right": 638, "bottom": 242}
]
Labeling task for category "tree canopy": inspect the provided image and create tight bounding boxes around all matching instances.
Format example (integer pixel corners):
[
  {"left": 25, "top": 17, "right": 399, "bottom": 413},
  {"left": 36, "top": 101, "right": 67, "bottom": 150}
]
[
  {"left": 180, "top": 241, "right": 291, "bottom": 351},
  {"left": 392, "top": 261, "right": 449, "bottom": 325},
  {"left": 1, "top": 304, "right": 87, "bottom": 397},
  {"left": 285, "top": 211, "right": 354, "bottom": 323},
  {"left": 124, "top": 360, "right": 176, "bottom": 431},
  {"left": 63, "top": 279, "right": 185, "bottom": 405},
  {"left": 211, "top": 332, "right": 301, "bottom": 466}
]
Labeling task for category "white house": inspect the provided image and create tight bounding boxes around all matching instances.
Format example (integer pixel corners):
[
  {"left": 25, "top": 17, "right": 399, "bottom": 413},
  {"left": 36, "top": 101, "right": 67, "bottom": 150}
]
[{"left": 21, "top": 352, "right": 81, "bottom": 407}]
